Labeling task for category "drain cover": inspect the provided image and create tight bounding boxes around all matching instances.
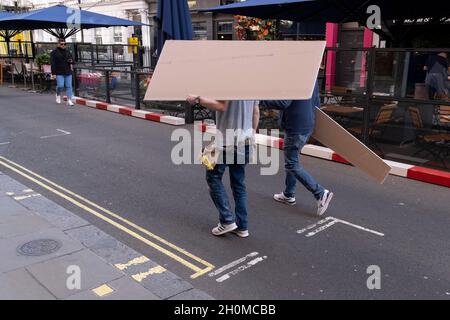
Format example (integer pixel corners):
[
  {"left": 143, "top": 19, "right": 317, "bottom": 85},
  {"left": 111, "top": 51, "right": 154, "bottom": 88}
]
[{"left": 17, "top": 239, "right": 62, "bottom": 256}]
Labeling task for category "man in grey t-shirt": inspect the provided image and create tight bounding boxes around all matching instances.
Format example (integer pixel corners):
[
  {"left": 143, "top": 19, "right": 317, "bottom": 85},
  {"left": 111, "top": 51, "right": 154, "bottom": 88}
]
[{"left": 187, "top": 95, "right": 259, "bottom": 238}]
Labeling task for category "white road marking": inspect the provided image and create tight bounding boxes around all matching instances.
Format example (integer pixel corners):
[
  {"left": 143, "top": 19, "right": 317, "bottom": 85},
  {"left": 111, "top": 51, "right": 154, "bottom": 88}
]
[
  {"left": 297, "top": 217, "right": 334, "bottom": 235},
  {"left": 334, "top": 218, "right": 385, "bottom": 237},
  {"left": 306, "top": 219, "right": 339, "bottom": 237},
  {"left": 0, "top": 142, "right": 10, "bottom": 145},
  {"left": 13, "top": 193, "right": 41, "bottom": 201},
  {"left": 208, "top": 252, "right": 259, "bottom": 277},
  {"left": 216, "top": 256, "right": 267, "bottom": 283},
  {"left": 40, "top": 129, "right": 71, "bottom": 139},
  {"left": 297, "top": 216, "right": 384, "bottom": 238}
]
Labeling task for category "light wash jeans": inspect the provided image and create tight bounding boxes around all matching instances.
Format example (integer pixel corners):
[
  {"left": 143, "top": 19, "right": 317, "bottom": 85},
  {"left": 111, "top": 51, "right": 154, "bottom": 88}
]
[{"left": 56, "top": 74, "right": 73, "bottom": 99}]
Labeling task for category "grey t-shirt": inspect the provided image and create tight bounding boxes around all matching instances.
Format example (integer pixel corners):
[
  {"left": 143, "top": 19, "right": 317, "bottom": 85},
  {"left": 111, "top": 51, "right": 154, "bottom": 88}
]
[{"left": 215, "top": 100, "right": 257, "bottom": 146}]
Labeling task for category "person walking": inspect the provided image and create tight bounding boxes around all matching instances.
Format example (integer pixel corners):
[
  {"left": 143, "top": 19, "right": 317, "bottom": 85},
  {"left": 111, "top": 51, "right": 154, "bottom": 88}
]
[
  {"left": 260, "top": 82, "right": 333, "bottom": 216},
  {"left": 51, "top": 39, "right": 74, "bottom": 106},
  {"left": 424, "top": 52, "right": 449, "bottom": 100},
  {"left": 186, "top": 95, "right": 259, "bottom": 238}
]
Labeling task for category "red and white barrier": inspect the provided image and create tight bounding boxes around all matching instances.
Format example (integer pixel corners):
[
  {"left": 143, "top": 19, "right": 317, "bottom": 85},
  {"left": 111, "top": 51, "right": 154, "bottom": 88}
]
[
  {"left": 72, "top": 97, "right": 185, "bottom": 126},
  {"left": 200, "top": 123, "right": 449, "bottom": 188}
]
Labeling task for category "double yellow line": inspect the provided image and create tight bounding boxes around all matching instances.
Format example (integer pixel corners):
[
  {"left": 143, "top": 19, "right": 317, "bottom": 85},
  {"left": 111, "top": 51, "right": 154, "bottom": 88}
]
[{"left": 0, "top": 156, "right": 214, "bottom": 279}]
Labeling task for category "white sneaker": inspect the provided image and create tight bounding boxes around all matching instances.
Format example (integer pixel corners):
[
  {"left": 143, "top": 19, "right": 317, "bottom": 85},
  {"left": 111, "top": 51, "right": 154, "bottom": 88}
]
[
  {"left": 232, "top": 229, "right": 249, "bottom": 238},
  {"left": 67, "top": 99, "right": 74, "bottom": 106},
  {"left": 273, "top": 192, "right": 296, "bottom": 205},
  {"left": 56, "top": 95, "right": 61, "bottom": 104},
  {"left": 317, "top": 189, "right": 333, "bottom": 216},
  {"left": 211, "top": 223, "right": 237, "bottom": 236}
]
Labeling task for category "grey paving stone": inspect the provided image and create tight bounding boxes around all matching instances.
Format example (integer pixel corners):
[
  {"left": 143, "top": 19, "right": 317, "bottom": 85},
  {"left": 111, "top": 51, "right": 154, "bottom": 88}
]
[
  {"left": 0, "top": 214, "right": 53, "bottom": 239},
  {"left": 138, "top": 269, "right": 193, "bottom": 300},
  {"left": 0, "top": 227, "right": 84, "bottom": 273},
  {"left": 26, "top": 249, "right": 123, "bottom": 299},
  {"left": 169, "top": 289, "right": 215, "bottom": 300},
  {"left": 0, "top": 196, "right": 33, "bottom": 217},
  {"left": 66, "top": 276, "right": 161, "bottom": 300},
  {"left": 0, "top": 174, "right": 30, "bottom": 195},
  {"left": 88, "top": 232, "right": 145, "bottom": 266},
  {"left": 65, "top": 224, "right": 112, "bottom": 248},
  {"left": 0, "top": 268, "right": 56, "bottom": 300},
  {"left": 19, "top": 195, "right": 90, "bottom": 231}
]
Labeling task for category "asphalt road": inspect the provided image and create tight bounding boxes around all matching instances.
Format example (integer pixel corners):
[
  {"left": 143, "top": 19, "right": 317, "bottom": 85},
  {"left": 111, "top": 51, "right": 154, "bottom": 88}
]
[{"left": 0, "top": 86, "right": 449, "bottom": 299}]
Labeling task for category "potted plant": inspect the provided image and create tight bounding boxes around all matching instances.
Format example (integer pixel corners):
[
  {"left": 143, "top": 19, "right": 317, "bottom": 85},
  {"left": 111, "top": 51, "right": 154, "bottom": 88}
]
[{"left": 35, "top": 53, "right": 51, "bottom": 72}]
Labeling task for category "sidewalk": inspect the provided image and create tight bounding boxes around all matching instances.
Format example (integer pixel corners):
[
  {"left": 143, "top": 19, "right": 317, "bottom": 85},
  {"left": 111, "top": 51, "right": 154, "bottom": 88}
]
[{"left": 0, "top": 171, "right": 213, "bottom": 300}]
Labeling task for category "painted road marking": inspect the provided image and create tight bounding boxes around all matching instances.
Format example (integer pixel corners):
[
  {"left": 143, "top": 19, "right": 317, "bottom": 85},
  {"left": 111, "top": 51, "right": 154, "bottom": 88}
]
[
  {"left": 0, "top": 156, "right": 214, "bottom": 279},
  {"left": 132, "top": 265, "right": 166, "bottom": 282},
  {"left": 13, "top": 193, "right": 41, "bottom": 201},
  {"left": 216, "top": 255, "right": 268, "bottom": 283},
  {"left": 114, "top": 256, "right": 150, "bottom": 271},
  {"left": 210, "top": 252, "right": 267, "bottom": 283},
  {"left": 0, "top": 142, "right": 10, "bottom": 145},
  {"left": 208, "top": 252, "right": 259, "bottom": 277},
  {"left": 92, "top": 284, "right": 114, "bottom": 297},
  {"left": 297, "top": 217, "right": 384, "bottom": 237},
  {"left": 40, "top": 129, "right": 71, "bottom": 139},
  {"left": 6, "top": 188, "right": 41, "bottom": 201}
]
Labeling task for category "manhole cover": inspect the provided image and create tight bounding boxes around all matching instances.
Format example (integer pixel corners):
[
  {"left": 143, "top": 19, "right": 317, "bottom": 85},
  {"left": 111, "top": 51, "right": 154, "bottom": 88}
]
[{"left": 17, "top": 239, "right": 62, "bottom": 256}]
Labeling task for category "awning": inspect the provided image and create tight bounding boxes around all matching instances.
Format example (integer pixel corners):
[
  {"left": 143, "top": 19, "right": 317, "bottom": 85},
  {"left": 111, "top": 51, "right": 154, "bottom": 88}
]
[
  {"left": 0, "top": 5, "right": 146, "bottom": 38},
  {"left": 200, "top": 0, "right": 450, "bottom": 23},
  {"left": 0, "top": 11, "right": 21, "bottom": 40}
]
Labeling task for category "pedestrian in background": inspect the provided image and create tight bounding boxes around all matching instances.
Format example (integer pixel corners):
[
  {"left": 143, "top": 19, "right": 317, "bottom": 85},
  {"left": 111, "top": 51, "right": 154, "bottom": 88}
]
[
  {"left": 424, "top": 52, "right": 449, "bottom": 100},
  {"left": 51, "top": 39, "right": 74, "bottom": 106}
]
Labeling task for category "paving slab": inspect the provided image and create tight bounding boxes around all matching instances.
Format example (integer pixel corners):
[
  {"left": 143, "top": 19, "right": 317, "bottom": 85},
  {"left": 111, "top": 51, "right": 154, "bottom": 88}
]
[
  {"left": 0, "top": 268, "right": 56, "bottom": 300},
  {"left": 26, "top": 249, "right": 123, "bottom": 299},
  {"left": 0, "top": 214, "right": 53, "bottom": 239},
  {"left": 0, "top": 227, "right": 84, "bottom": 273},
  {"left": 66, "top": 276, "right": 160, "bottom": 300}
]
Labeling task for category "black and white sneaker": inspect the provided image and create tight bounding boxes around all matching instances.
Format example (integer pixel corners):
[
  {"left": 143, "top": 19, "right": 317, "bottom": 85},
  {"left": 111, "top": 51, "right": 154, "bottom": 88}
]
[
  {"left": 317, "top": 189, "right": 333, "bottom": 216},
  {"left": 273, "top": 192, "right": 296, "bottom": 205},
  {"left": 212, "top": 223, "right": 238, "bottom": 236}
]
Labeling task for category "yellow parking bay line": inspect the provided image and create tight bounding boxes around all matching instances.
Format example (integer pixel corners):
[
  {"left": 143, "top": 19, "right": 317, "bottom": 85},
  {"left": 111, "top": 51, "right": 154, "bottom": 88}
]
[{"left": 0, "top": 156, "right": 214, "bottom": 278}]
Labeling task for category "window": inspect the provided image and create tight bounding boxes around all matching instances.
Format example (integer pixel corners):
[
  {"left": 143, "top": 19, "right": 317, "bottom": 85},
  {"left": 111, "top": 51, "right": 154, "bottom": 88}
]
[
  {"left": 113, "top": 27, "right": 123, "bottom": 43},
  {"left": 217, "top": 21, "right": 233, "bottom": 33},
  {"left": 193, "top": 22, "right": 207, "bottom": 40},
  {"left": 94, "top": 29, "right": 102, "bottom": 44},
  {"left": 217, "top": 21, "right": 234, "bottom": 40}
]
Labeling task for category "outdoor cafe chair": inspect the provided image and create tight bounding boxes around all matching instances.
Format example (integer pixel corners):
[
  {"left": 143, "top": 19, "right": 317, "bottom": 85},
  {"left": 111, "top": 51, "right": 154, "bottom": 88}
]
[
  {"left": 408, "top": 106, "right": 449, "bottom": 168},
  {"left": 347, "top": 103, "right": 398, "bottom": 155}
]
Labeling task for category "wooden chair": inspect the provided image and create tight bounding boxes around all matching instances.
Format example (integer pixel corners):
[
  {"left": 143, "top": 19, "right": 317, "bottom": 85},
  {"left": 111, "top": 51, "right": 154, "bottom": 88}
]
[
  {"left": 408, "top": 107, "right": 449, "bottom": 167},
  {"left": 347, "top": 103, "right": 397, "bottom": 155}
]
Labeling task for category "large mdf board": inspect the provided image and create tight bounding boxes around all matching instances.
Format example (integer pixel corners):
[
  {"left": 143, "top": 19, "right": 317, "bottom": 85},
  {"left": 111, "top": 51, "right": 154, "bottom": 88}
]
[
  {"left": 312, "top": 108, "right": 391, "bottom": 184},
  {"left": 144, "top": 40, "right": 326, "bottom": 101}
]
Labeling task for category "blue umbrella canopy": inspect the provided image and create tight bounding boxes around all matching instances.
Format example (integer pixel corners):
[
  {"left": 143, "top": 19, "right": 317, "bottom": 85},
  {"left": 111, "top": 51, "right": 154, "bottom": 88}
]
[
  {"left": 0, "top": 11, "right": 21, "bottom": 40},
  {"left": 156, "top": 0, "right": 193, "bottom": 56},
  {"left": 0, "top": 5, "right": 146, "bottom": 38},
  {"left": 201, "top": 0, "right": 450, "bottom": 22},
  {"left": 0, "top": 11, "right": 14, "bottom": 19}
]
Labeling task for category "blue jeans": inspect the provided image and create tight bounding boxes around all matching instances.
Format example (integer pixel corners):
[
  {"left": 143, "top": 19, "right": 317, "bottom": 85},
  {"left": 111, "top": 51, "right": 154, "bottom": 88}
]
[
  {"left": 206, "top": 145, "right": 250, "bottom": 231},
  {"left": 283, "top": 133, "right": 324, "bottom": 200},
  {"left": 56, "top": 74, "right": 73, "bottom": 99}
]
